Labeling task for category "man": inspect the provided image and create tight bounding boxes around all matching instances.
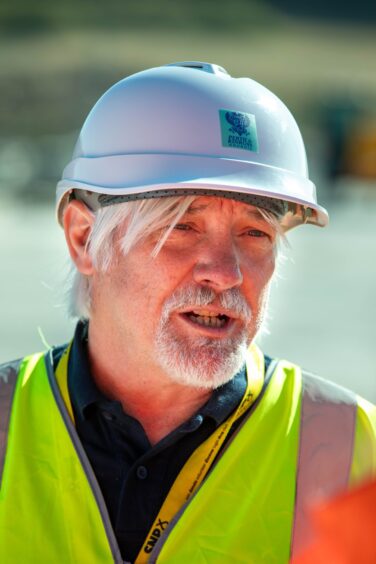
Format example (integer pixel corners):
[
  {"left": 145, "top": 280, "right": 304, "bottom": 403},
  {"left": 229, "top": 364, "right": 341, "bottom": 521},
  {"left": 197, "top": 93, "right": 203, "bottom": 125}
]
[{"left": 0, "top": 61, "right": 375, "bottom": 563}]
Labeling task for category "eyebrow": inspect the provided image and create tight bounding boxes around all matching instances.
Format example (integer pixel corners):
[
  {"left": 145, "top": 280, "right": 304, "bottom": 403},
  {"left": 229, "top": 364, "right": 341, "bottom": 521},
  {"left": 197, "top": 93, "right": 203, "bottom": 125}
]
[{"left": 186, "top": 204, "right": 209, "bottom": 214}]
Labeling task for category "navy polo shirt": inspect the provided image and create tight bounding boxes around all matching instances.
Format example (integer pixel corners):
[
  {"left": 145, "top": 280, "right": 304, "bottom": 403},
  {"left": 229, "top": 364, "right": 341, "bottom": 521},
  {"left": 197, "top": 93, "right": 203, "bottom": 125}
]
[{"left": 63, "top": 321, "right": 264, "bottom": 562}]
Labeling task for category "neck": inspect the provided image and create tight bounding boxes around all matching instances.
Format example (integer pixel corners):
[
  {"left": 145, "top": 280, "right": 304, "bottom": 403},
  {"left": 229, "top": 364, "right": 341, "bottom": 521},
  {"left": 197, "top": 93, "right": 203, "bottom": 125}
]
[{"left": 87, "top": 327, "right": 212, "bottom": 446}]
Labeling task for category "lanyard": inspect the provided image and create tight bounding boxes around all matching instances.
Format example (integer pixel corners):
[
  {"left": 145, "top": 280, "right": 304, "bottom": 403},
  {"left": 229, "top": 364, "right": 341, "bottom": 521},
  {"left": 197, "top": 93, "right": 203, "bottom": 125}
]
[
  {"left": 135, "top": 343, "right": 264, "bottom": 563},
  {"left": 54, "top": 341, "right": 264, "bottom": 563}
]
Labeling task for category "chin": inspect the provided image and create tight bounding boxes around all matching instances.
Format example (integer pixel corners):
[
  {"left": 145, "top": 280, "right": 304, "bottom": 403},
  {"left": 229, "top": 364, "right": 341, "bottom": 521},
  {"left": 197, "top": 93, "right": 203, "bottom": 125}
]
[{"left": 155, "top": 333, "right": 248, "bottom": 390}]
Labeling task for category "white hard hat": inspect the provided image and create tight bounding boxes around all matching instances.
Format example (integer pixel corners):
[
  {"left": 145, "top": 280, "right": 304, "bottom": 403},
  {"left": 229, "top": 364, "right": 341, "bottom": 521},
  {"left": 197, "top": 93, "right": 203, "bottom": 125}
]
[{"left": 56, "top": 61, "right": 328, "bottom": 230}]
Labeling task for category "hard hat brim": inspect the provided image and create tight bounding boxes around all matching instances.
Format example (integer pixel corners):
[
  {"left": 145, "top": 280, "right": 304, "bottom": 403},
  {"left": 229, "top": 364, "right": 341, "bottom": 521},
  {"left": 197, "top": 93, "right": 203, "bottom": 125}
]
[{"left": 56, "top": 153, "right": 328, "bottom": 230}]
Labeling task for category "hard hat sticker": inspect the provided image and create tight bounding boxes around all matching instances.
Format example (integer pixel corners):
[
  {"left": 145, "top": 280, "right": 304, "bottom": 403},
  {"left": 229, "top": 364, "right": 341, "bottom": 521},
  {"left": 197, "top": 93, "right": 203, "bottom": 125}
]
[{"left": 219, "top": 109, "right": 259, "bottom": 152}]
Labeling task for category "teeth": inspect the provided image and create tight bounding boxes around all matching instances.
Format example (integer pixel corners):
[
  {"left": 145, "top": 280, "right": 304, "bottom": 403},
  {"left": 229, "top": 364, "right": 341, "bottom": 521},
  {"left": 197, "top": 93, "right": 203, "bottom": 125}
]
[
  {"left": 192, "top": 309, "right": 220, "bottom": 317},
  {"left": 188, "top": 314, "right": 226, "bottom": 328}
]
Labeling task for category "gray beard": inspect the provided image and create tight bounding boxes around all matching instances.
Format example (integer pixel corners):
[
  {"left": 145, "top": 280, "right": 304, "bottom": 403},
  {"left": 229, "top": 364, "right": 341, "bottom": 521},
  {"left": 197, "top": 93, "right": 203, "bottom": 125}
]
[
  {"left": 154, "top": 285, "right": 254, "bottom": 389},
  {"left": 155, "top": 326, "right": 249, "bottom": 389}
]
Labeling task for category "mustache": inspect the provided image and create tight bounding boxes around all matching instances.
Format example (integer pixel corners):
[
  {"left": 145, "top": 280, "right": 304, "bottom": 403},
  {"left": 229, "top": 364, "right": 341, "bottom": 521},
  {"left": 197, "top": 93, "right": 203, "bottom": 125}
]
[{"left": 160, "top": 285, "right": 252, "bottom": 323}]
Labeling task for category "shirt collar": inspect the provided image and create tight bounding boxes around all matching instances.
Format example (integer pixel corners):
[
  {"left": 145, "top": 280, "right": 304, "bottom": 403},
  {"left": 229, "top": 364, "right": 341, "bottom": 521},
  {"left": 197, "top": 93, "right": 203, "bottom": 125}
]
[
  {"left": 198, "top": 368, "right": 247, "bottom": 425},
  {"left": 68, "top": 320, "right": 107, "bottom": 419}
]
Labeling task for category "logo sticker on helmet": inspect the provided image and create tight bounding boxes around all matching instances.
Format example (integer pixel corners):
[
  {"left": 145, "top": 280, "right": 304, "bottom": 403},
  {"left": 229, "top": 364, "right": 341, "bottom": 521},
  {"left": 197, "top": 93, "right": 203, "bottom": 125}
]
[{"left": 219, "top": 109, "right": 259, "bottom": 152}]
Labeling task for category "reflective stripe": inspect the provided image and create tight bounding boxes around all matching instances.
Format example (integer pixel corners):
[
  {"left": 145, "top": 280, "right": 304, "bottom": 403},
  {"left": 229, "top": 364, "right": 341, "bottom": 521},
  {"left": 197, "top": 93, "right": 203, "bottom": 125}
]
[
  {"left": 0, "top": 359, "right": 21, "bottom": 485},
  {"left": 291, "top": 372, "right": 357, "bottom": 559}
]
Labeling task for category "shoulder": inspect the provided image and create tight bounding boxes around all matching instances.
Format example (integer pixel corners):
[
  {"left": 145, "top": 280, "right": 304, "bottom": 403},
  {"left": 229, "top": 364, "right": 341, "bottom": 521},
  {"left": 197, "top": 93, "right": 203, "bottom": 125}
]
[
  {"left": 0, "top": 358, "right": 24, "bottom": 387},
  {"left": 263, "top": 353, "right": 354, "bottom": 404},
  {"left": 300, "top": 369, "right": 359, "bottom": 405},
  {"left": 0, "top": 359, "right": 24, "bottom": 455},
  {"left": 0, "top": 344, "right": 68, "bottom": 389},
  {"left": 351, "top": 394, "right": 376, "bottom": 484},
  {"left": 294, "top": 365, "right": 376, "bottom": 483}
]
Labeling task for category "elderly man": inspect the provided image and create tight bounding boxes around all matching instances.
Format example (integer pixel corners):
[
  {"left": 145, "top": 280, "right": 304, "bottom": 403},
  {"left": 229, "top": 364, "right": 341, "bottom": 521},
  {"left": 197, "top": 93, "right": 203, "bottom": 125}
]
[{"left": 1, "top": 62, "right": 375, "bottom": 563}]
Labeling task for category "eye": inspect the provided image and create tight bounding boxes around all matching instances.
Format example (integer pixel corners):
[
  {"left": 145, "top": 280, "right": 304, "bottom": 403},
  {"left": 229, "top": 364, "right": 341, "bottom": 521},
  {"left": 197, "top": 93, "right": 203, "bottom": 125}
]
[
  {"left": 246, "top": 229, "right": 270, "bottom": 238},
  {"left": 173, "top": 223, "right": 193, "bottom": 231}
]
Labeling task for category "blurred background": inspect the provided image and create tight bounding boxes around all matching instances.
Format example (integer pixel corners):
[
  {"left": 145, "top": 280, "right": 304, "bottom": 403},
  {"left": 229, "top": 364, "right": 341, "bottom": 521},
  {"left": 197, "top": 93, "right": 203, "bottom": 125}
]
[{"left": 1, "top": 0, "right": 375, "bottom": 398}]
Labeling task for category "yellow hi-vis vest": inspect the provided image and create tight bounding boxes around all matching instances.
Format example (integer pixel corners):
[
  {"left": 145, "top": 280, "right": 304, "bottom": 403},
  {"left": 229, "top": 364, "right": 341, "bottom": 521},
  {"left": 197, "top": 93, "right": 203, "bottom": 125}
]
[{"left": 0, "top": 348, "right": 376, "bottom": 563}]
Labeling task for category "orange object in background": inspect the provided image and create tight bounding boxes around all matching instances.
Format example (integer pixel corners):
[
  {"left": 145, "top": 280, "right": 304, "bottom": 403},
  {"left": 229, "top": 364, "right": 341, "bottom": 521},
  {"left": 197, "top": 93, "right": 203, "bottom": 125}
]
[
  {"left": 343, "top": 120, "right": 376, "bottom": 179},
  {"left": 292, "top": 478, "right": 376, "bottom": 564}
]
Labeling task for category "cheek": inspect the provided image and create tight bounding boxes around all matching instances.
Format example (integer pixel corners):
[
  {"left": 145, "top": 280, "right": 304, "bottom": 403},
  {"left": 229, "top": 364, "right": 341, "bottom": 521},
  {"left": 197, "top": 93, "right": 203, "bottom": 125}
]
[
  {"left": 246, "top": 251, "right": 275, "bottom": 285},
  {"left": 109, "top": 255, "right": 182, "bottom": 319},
  {"left": 242, "top": 253, "right": 276, "bottom": 308}
]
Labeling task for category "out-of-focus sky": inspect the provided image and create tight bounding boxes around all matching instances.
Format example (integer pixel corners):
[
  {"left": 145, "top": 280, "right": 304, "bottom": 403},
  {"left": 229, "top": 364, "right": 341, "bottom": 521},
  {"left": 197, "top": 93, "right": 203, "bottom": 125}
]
[{"left": 1, "top": 0, "right": 375, "bottom": 397}]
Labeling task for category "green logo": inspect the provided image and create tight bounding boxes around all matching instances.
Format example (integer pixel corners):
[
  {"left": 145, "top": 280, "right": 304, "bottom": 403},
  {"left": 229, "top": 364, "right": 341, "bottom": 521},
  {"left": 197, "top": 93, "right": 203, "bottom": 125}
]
[{"left": 219, "top": 109, "right": 258, "bottom": 152}]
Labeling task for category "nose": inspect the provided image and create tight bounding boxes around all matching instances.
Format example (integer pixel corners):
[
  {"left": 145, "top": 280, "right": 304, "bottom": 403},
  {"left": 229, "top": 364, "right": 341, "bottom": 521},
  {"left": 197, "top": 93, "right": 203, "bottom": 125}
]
[{"left": 192, "top": 242, "right": 243, "bottom": 292}]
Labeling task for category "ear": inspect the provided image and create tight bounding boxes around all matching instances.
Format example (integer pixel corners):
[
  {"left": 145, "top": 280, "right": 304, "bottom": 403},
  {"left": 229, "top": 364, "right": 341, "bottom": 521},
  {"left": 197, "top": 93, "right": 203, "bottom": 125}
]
[{"left": 63, "top": 200, "right": 95, "bottom": 275}]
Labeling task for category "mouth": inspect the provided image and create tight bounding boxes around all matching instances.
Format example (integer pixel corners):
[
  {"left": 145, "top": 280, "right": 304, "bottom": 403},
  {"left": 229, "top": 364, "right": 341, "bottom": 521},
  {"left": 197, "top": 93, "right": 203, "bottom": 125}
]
[{"left": 178, "top": 308, "right": 235, "bottom": 331}]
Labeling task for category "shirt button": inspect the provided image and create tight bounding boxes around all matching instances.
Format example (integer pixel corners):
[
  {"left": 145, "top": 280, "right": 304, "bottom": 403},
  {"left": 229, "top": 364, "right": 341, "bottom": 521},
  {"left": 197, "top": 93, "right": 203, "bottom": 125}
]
[
  {"left": 185, "top": 414, "right": 204, "bottom": 431},
  {"left": 136, "top": 465, "right": 148, "bottom": 480},
  {"left": 102, "top": 411, "right": 115, "bottom": 421}
]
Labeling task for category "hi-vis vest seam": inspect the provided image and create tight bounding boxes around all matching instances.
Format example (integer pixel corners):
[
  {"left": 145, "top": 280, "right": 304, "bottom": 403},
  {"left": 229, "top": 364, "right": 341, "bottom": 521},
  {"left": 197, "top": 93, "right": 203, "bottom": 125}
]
[{"left": 44, "top": 350, "right": 124, "bottom": 564}]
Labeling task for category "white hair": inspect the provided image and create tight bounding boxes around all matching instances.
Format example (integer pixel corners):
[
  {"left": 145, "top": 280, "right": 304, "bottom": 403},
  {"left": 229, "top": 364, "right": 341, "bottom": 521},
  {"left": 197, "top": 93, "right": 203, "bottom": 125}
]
[{"left": 66, "top": 195, "right": 284, "bottom": 319}]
